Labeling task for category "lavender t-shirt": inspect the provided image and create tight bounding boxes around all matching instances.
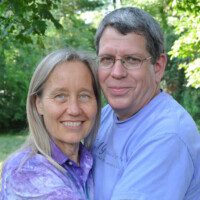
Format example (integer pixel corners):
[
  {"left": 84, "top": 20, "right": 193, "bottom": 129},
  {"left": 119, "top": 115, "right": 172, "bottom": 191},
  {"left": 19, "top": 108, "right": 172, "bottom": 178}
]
[{"left": 0, "top": 142, "right": 93, "bottom": 200}]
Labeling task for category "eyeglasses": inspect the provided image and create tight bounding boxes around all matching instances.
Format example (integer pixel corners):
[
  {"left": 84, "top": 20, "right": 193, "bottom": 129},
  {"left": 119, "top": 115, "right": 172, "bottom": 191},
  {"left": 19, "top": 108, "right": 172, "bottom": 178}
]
[{"left": 97, "top": 55, "right": 152, "bottom": 69}]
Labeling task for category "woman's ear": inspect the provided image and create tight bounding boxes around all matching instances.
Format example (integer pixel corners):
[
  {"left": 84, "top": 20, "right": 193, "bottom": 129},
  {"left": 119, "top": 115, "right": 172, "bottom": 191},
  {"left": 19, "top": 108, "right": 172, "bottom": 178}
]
[
  {"left": 154, "top": 53, "right": 167, "bottom": 83},
  {"left": 35, "top": 96, "right": 44, "bottom": 115}
]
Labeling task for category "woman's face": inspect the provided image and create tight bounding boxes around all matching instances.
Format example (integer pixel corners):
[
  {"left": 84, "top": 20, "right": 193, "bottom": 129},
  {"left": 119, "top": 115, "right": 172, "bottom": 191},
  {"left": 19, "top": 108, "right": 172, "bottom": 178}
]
[{"left": 36, "top": 61, "right": 97, "bottom": 153}]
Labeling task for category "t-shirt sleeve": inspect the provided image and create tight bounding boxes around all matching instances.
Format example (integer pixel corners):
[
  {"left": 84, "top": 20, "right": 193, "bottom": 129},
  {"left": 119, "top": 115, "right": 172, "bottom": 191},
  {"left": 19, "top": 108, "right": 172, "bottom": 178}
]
[
  {"left": 1, "top": 163, "right": 79, "bottom": 200},
  {"left": 111, "top": 134, "right": 193, "bottom": 200}
]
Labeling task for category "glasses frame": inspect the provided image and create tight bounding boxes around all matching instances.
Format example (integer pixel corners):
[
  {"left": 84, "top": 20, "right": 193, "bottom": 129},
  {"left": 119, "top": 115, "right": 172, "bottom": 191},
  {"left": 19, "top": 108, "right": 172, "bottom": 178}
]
[{"left": 98, "top": 55, "right": 152, "bottom": 70}]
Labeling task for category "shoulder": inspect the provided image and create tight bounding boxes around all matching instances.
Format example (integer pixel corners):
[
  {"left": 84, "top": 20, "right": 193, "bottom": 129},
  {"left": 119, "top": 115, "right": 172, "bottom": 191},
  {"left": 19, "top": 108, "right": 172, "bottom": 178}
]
[
  {"left": 123, "top": 92, "right": 200, "bottom": 162},
  {"left": 2, "top": 148, "right": 31, "bottom": 172},
  {"left": 1, "top": 149, "right": 66, "bottom": 196},
  {"left": 101, "top": 104, "right": 113, "bottom": 114},
  {"left": 3, "top": 148, "right": 51, "bottom": 170},
  {"left": 143, "top": 92, "right": 199, "bottom": 135},
  {"left": 154, "top": 92, "right": 196, "bottom": 123},
  {"left": 101, "top": 104, "right": 114, "bottom": 122}
]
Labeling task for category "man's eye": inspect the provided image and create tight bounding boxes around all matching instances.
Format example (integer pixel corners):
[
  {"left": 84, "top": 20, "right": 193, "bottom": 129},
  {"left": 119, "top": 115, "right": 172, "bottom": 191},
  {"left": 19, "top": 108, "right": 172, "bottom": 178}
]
[
  {"left": 99, "top": 56, "right": 114, "bottom": 64},
  {"left": 124, "top": 56, "right": 141, "bottom": 63}
]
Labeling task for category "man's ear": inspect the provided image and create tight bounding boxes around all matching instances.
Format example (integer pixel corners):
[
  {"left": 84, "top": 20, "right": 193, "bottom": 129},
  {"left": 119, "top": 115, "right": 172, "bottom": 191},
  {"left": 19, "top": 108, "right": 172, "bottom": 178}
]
[
  {"left": 154, "top": 53, "right": 167, "bottom": 83},
  {"left": 35, "top": 96, "right": 44, "bottom": 115}
]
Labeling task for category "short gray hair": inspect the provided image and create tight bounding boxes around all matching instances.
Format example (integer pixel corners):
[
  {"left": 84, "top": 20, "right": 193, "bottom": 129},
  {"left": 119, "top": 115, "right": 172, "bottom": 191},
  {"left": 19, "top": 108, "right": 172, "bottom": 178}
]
[
  {"left": 95, "top": 7, "right": 165, "bottom": 63},
  {"left": 26, "top": 49, "right": 101, "bottom": 170}
]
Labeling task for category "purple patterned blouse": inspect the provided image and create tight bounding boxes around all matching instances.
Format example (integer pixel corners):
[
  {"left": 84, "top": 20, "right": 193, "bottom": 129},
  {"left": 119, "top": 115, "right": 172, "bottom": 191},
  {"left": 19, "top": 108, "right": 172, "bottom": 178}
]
[{"left": 0, "top": 142, "right": 94, "bottom": 200}]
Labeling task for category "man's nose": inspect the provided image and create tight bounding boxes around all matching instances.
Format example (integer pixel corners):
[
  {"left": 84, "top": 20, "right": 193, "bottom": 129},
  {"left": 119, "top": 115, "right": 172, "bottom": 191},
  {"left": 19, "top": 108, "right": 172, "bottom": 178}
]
[{"left": 110, "top": 59, "right": 127, "bottom": 79}]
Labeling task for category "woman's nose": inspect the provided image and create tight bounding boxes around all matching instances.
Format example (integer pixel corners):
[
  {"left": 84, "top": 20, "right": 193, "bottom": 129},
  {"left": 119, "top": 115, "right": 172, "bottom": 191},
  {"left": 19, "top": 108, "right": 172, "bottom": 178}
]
[{"left": 66, "top": 99, "right": 81, "bottom": 116}]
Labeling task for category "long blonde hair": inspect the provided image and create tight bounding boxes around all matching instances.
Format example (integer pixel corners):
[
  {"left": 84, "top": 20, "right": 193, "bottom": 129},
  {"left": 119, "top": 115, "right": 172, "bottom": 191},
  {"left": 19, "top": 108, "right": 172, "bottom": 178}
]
[{"left": 25, "top": 49, "right": 101, "bottom": 170}]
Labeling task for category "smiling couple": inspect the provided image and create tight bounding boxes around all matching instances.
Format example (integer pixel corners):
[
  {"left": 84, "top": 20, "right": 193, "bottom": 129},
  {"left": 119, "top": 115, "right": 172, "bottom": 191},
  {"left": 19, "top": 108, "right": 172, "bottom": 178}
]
[{"left": 1, "top": 7, "right": 200, "bottom": 200}]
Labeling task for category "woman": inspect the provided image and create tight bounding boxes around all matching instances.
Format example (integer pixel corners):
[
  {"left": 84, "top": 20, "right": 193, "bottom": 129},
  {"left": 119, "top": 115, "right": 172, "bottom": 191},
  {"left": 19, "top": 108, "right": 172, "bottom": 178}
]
[{"left": 0, "top": 49, "right": 101, "bottom": 199}]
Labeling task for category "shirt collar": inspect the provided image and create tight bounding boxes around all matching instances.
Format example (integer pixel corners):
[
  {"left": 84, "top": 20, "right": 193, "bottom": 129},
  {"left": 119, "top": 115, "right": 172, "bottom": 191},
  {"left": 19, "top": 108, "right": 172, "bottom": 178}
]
[
  {"left": 50, "top": 140, "right": 93, "bottom": 168},
  {"left": 114, "top": 89, "right": 163, "bottom": 124},
  {"left": 51, "top": 140, "right": 69, "bottom": 165}
]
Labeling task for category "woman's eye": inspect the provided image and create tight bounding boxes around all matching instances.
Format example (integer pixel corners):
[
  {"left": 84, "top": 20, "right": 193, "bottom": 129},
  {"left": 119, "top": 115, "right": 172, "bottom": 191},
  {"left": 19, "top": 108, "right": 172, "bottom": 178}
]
[
  {"left": 79, "top": 94, "right": 91, "bottom": 102},
  {"left": 54, "top": 94, "right": 67, "bottom": 102}
]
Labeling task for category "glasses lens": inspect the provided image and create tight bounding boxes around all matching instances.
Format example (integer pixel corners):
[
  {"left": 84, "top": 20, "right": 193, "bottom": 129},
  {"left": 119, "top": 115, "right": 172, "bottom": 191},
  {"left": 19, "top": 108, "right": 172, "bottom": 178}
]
[
  {"left": 99, "top": 56, "right": 114, "bottom": 68},
  {"left": 123, "top": 56, "right": 142, "bottom": 68}
]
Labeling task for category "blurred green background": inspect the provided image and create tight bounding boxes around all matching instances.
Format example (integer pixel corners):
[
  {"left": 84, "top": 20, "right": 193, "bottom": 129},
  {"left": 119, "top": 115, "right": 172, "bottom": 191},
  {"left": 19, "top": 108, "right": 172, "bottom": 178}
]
[{"left": 0, "top": 0, "right": 199, "bottom": 165}]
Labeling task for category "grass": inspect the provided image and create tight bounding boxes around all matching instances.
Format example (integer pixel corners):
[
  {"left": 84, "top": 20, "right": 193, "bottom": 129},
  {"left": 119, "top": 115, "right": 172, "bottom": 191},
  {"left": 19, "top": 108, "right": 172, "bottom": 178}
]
[{"left": 0, "top": 131, "right": 27, "bottom": 170}]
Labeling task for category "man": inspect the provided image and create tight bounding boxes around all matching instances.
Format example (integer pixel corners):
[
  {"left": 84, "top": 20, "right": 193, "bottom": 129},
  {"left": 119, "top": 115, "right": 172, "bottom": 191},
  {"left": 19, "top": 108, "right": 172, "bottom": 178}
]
[{"left": 92, "top": 7, "right": 200, "bottom": 200}]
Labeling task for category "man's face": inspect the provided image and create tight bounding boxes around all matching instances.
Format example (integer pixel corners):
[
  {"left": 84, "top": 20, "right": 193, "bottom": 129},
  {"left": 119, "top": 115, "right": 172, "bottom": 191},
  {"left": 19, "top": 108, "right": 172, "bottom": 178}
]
[{"left": 98, "top": 27, "right": 165, "bottom": 120}]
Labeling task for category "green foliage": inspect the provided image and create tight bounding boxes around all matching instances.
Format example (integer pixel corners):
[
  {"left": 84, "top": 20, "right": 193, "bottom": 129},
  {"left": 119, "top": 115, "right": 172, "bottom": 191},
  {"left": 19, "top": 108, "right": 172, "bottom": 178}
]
[
  {"left": 0, "top": 0, "right": 103, "bottom": 45},
  {"left": 44, "top": 11, "right": 97, "bottom": 51},
  {"left": 167, "top": 0, "right": 200, "bottom": 88},
  {"left": 0, "top": 0, "right": 105, "bottom": 131},
  {"left": 181, "top": 88, "right": 200, "bottom": 127},
  {"left": 0, "top": 0, "right": 62, "bottom": 44},
  {"left": 0, "top": 41, "right": 43, "bottom": 130}
]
